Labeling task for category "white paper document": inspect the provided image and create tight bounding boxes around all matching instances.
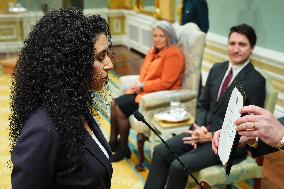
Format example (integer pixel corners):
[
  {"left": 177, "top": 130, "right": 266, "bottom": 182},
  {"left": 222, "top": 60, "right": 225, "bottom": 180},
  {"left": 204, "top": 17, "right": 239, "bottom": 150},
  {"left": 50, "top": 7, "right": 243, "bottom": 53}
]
[{"left": 218, "top": 87, "right": 244, "bottom": 165}]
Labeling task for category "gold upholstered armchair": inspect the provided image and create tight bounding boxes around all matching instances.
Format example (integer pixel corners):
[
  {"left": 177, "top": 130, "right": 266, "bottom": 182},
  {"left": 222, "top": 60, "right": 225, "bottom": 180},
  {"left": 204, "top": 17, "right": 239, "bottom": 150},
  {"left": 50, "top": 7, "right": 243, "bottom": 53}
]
[
  {"left": 119, "top": 22, "right": 206, "bottom": 170},
  {"left": 186, "top": 69, "right": 278, "bottom": 189}
]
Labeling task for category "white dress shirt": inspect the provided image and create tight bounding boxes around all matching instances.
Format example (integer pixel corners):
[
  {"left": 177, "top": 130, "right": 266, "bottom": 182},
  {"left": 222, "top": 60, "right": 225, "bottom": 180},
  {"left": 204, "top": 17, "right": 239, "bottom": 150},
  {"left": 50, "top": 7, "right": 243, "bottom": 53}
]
[{"left": 90, "top": 133, "right": 110, "bottom": 159}]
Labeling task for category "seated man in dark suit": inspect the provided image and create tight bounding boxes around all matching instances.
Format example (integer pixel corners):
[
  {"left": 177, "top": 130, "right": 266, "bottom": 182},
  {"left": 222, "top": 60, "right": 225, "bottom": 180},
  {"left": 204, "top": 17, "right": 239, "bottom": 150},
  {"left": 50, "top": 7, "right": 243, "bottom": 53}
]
[
  {"left": 144, "top": 24, "right": 266, "bottom": 189},
  {"left": 212, "top": 105, "right": 284, "bottom": 157}
]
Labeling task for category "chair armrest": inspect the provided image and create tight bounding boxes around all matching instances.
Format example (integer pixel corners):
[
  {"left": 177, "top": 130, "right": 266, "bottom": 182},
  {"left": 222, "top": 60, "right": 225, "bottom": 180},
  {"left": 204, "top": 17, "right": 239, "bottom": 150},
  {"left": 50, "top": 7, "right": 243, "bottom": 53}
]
[
  {"left": 119, "top": 75, "right": 139, "bottom": 93},
  {"left": 140, "top": 89, "right": 197, "bottom": 109}
]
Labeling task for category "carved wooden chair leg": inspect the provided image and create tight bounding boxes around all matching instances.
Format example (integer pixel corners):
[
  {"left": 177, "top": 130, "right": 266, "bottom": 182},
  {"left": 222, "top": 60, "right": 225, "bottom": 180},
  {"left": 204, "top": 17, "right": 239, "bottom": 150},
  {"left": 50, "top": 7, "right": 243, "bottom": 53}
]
[
  {"left": 135, "top": 133, "right": 147, "bottom": 171},
  {"left": 253, "top": 178, "right": 261, "bottom": 189},
  {"left": 225, "top": 184, "right": 232, "bottom": 189}
]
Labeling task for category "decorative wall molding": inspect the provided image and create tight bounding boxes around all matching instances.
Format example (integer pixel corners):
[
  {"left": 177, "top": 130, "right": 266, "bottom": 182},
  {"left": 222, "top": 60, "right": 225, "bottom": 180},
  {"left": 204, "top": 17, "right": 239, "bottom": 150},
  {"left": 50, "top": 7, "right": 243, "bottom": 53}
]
[
  {"left": 1, "top": 8, "right": 283, "bottom": 116},
  {"left": 0, "top": 11, "right": 43, "bottom": 53}
]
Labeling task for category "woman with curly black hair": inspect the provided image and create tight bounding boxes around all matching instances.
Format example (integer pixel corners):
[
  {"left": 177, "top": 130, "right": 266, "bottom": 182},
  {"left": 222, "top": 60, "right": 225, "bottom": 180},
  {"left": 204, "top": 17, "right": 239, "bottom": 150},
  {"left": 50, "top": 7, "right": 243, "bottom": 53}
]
[{"left": 10, "top": 8, "right": 113, "bottom": 189}]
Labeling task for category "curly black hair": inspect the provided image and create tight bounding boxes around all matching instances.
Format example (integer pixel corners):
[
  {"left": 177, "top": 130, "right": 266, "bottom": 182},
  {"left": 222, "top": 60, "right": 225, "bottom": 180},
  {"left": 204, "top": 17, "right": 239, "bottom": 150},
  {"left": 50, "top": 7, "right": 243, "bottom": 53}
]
[{"left": 9, "top": 8, "right": 112, "bottom": 166}]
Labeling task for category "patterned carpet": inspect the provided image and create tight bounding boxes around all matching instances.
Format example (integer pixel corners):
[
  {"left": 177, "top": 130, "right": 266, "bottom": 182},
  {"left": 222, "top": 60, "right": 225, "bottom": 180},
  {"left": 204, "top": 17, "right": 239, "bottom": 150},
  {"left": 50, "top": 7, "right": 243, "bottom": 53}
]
[
  {"left": 0, "top": 71, "right": 253, "bottom": 189},
  {"left": 0, "top": 75, "right": 12, "bottom": 189}
]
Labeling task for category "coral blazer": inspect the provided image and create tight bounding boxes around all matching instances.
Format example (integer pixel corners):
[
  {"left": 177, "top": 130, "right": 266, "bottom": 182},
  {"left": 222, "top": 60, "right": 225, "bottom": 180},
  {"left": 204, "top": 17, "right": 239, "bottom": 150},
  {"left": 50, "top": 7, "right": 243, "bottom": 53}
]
[{"left": 135, "top": 45, "right": 185, "bottom": 103}]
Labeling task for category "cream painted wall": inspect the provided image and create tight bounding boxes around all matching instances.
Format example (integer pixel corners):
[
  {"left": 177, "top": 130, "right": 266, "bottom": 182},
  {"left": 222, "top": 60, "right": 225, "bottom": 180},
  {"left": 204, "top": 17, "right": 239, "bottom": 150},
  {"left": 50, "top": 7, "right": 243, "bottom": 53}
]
[{"left": 207, "top": 0, "right": 284, "bottom": 53}]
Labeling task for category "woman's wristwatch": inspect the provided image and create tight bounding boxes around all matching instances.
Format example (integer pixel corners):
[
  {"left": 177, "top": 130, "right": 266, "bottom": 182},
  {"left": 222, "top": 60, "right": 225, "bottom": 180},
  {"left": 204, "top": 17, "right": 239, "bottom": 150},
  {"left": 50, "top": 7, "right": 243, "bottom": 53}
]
[{"left": 279, "top": 136, "right": 284, "bottom": 151}]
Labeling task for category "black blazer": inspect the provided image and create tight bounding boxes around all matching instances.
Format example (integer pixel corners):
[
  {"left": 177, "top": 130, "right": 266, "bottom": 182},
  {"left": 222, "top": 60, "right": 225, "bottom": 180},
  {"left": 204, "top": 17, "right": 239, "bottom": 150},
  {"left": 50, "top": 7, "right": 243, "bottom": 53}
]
[
  {"left": 251, "top": 116, "right": 284, "bottom": 157},
  {"left": 181, "top": 0, "right": 209, "bottom": 33},
  {"left": 195, "top": 61, "right": 266, "bottom": 158},
  {"left": 12, "top": 107, "right": 112, "bottom": 189}
]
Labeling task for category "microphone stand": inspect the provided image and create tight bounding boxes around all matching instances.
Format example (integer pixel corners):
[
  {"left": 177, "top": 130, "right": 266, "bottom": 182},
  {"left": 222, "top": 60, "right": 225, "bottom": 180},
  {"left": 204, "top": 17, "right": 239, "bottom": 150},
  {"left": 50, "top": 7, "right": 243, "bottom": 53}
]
[{"left": 133, "top": 110, "right": 211, "bottom": 189}]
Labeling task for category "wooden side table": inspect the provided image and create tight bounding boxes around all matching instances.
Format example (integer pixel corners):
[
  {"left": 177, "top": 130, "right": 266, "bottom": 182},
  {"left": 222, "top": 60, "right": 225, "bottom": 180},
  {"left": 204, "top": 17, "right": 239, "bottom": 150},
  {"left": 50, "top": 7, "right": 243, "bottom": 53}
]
[
  {"left": 147, "top": 111, "right": 194, "bottom": 157},
  {"left": 135, "top": 105, "right": 195, "bottom": 171}
]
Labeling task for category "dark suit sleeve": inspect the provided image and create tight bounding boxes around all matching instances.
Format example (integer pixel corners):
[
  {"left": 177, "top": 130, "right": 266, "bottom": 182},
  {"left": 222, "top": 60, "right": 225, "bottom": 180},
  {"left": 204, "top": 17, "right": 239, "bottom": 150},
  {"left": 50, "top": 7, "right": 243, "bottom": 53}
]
[
  {"left": 279, "top": 116, "right": 284, "bottom": 125},
  {"left": 251, "top": 140, "right": 278, "bottom": 157},
  {"left": 245, "top": 73, "right": 266, "bottom": 108},
  {"left": 195, "top": 64, "right": 215, "bottom": 126},
  {"left": 251, "top": 116, "right": 284, "bottom": 157},
  {"left": 12, "top": 119, "right": 60, "bottom": 189},
  {"left": 195, "top": 0, "right": 209, "bottom": 33}
]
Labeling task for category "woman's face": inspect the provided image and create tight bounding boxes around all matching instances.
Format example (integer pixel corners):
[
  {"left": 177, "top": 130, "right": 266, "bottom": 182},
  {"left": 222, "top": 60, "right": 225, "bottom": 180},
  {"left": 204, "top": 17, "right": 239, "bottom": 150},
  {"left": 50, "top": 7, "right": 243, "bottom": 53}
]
[
  {"left": 91, "top": 33, "right": 113, "bottom": 91},
  {"left": 152, "top": 27, "right": 168, "bottom": 51}
]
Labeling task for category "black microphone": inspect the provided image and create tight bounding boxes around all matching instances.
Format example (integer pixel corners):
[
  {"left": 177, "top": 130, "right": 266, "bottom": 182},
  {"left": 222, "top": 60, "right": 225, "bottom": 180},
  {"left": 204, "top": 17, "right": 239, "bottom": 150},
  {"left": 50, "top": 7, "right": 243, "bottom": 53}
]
[{"left": 133, "top": 110, "right": 210, "bottom": 189}]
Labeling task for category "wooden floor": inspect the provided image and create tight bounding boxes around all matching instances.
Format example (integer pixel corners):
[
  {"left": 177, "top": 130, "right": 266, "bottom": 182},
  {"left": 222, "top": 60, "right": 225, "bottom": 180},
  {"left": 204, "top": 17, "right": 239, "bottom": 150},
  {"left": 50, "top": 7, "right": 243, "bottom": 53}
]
[
  {"left": 111, "top": 45, "right": 284, "bottom": 189},
  {"left": 111, "top": 45, "right": 144, "bottom": 76}
]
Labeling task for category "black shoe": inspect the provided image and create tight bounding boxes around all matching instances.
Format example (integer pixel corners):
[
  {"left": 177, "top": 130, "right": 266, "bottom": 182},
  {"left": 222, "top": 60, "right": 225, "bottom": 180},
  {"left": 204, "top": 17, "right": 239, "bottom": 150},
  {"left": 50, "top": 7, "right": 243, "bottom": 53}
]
[
  {"left": 109, "top": 140, "right": 119, "bottom": 152},
  {"left": 111, "top": 146, "right": 131, "bottom": 162}
]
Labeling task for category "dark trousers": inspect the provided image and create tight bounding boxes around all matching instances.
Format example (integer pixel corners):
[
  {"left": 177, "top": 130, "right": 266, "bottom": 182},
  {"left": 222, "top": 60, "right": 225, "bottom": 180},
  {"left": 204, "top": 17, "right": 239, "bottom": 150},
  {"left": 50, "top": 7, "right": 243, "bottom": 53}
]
[{"left": 144, "top": 133, "right": 221, "bottom": 189}]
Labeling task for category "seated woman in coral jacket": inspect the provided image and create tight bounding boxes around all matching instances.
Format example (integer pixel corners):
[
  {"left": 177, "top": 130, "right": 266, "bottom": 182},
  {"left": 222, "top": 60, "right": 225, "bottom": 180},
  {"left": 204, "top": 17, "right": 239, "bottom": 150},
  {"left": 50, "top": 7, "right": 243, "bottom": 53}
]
[{"left": 109, "top": 20, "right": 185, "bottom": 162}]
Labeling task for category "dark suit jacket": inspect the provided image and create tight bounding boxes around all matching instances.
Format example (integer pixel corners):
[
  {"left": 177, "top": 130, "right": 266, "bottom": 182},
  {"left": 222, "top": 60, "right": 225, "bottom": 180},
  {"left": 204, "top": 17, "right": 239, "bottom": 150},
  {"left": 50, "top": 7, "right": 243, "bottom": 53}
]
[
  {"left": 181, "top": 0, "right": 209, "bottom": 33},
  {"left": 196, "top": 61, "right": 266, "bottom": 159},
  {"left": 12, "top": 107, "right": 112, "bottom": 189},
  {"left": 251, "top": 116, "right": 284, "bottom": 157}
]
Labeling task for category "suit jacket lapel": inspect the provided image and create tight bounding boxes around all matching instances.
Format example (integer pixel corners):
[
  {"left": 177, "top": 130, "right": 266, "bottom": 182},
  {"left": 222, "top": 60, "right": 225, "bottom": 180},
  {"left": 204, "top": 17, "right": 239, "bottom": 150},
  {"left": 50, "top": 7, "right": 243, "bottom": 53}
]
[
  {"left": 214, "top": 62, "right": 253, "bottom": 112},
  {"left": 83, "top": 132, "right": 112, "bottom": 179},
  {"left": 85, "top": 111, "right": 112, "bottom": 155},
  {"left": 213, "top": 61, "right": 229, "bottom": 105},
  {"left": 83, "top": 111, "right": 112, "bottom": 178},
  {"left": 231, "top": 62, "right": 253, "bottom": 86}
]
